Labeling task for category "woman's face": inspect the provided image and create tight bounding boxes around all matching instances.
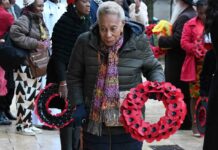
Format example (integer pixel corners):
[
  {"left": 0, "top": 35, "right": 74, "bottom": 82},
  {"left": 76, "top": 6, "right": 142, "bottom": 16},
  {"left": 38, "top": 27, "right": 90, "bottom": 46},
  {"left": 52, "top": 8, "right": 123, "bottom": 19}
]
[
  {"left": 75, "top": 0, "right": 90, "bottom": 16},
  {"left": 99, "top": 14, "right": 124, "bottom": 47},
  {"left": 197, "top": 5, "right": 207, "bottom": 23},
  {"left": 1, "top": 0, "right": 10, "bottom": 9},
  {"left": 34, "top": 0, "right": 44, "bottom": 14}
]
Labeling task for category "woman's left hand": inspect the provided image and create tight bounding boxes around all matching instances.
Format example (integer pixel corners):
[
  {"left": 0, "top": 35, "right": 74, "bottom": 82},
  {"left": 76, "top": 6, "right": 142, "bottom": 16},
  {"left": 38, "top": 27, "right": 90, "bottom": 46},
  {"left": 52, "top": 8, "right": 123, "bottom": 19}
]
[{"left": 58, "top": 81, "right": 68, "bottom": 98}]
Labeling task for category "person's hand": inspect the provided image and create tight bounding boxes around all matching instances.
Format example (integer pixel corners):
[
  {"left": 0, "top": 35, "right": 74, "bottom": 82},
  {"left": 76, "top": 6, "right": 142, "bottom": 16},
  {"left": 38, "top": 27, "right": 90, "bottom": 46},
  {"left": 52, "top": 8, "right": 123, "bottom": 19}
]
[
  {"left": 0, "top": 39, "right": 5, "bottom": 43},
  {"left": 58, "top": 81, "right": 68, "bottom": 98},
  {"left": 36, "top": 41, "right": 47, "bottom": 51},
  {"left": 72, "top": 104, "right": 87, "bottom": 126},
  {"left": 135, "top": 0, "right": 141, "bottom": 13}
]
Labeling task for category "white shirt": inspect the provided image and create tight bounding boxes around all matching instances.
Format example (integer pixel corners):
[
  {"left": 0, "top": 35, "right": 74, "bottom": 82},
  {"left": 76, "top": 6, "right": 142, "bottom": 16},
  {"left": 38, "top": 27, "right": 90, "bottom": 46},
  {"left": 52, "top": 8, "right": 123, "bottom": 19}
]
[{"left": 43, "top": 0, "right": 66, "bottom": 38}]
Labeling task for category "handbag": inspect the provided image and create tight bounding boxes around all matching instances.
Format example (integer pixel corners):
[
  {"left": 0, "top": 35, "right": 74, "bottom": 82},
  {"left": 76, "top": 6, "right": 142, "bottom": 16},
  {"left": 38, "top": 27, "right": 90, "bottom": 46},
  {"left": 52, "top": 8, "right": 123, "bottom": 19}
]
[
  {"left": 0, "top": 33, "right": 30, "bottom": 69},
  {"left": 0, "top": 15, "right": 32, "bottom": 69},
  {"left": 27, "top": 47, "right": 49, "bottom": 78}
]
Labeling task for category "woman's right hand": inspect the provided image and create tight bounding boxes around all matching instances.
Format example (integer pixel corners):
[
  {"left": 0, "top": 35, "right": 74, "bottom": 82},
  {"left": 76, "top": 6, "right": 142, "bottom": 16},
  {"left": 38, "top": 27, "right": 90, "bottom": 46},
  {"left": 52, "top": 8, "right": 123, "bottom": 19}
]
[{"left": 58, "top": 81, "right": 68, "bottom": 98}]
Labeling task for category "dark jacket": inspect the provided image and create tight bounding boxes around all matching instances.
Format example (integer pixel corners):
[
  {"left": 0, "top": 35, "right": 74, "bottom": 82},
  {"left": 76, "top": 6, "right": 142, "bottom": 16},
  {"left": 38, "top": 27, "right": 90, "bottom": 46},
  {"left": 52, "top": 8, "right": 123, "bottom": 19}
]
[
  {"left": 67, "top": 21, "right": 165, "bottom": 107},
  {"left": 200, "top": 50, "right": 216, "bottom": 97},
  {"left": 203, "top": 15, "right": 218, "bottom": 150},
  {"left": 47, "top": 5, "right": 91, "bottom": 83}
]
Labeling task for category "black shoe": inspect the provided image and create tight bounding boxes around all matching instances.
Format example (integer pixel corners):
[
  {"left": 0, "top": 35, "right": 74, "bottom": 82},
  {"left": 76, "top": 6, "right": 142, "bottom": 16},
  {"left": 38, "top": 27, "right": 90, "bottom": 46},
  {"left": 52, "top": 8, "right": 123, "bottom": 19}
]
[
  {"left": 4, "top": 110, "right": 16, "bottom": 120},
  {"left": 0, "top": 112, "right": 12, "bottom": 125}
]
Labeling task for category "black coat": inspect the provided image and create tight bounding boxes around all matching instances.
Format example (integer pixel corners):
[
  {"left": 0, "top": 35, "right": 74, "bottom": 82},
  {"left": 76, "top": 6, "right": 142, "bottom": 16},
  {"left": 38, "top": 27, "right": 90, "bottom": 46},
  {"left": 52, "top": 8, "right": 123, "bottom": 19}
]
[
  {"left": 158, "top": 7, "right": 196, "bottom": 129},
  {"left": 200, "top": 50, "right": 216, "bottom": 97},
  {"left": 47, "top": 5, "right": 91, "bottom": 83},
  {"left": 67, "top": 21, "right": 165, "bottom": 107},
  {"left": 203, "top": 16, "right": 218, "bottom": 150}
]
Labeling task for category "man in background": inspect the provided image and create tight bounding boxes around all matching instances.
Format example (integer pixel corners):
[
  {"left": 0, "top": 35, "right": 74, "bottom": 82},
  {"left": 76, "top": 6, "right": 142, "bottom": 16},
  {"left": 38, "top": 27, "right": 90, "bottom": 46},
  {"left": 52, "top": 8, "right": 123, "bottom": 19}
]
[{"left": 8, "top": 0, "right": 21, "bottom": 20}]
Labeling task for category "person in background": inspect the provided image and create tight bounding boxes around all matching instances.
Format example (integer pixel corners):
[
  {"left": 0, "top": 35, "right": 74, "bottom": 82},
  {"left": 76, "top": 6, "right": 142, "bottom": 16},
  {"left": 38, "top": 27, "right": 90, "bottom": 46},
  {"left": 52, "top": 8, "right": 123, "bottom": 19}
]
[
  {"left": 9, "top": 0, "right": 49, "bottom": 136},
  {"left": 203, "top": 0, "right": 218, "bottom": 149},
  {"left": 129, "top": 0, "right": 148, "bottom": 26},
  {"left": 8, "top": 0, "right": 21, "bottom": 20},
  {"left": 90, "top": 0, "right": 102, "bottom": 24},
  {"left": 157, "top": 0, "right": 196, "bottom": 130},
  {"left": 31, "top": 0, "right": 66, "bottom": 129},
  {"left": 0, "top": 0, "right": 15, "bottom": 125},
  {"left": 46, "top": 0, "right": 90, "bottom": 149},
  {"left": 199, "top": 49, "right": 215, "bottom": 98},
  {"left": 43, "top": 0, "right": 66, "bottom": 38},
  {"left": 67, "top": 2, "right": 164, "bottom": 150},
  {"left": 180, "top": 0, "right": 208, "bottom": 137},
  {"left": 114, "top": 0, "right": 130, "bottom": 18}
]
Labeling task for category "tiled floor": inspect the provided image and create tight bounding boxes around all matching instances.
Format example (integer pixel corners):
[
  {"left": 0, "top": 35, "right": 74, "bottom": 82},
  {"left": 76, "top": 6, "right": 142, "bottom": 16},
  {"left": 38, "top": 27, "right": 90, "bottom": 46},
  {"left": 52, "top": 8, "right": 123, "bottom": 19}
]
[{"left": 0, "top": 99, "right": 204, "bottom": 150}]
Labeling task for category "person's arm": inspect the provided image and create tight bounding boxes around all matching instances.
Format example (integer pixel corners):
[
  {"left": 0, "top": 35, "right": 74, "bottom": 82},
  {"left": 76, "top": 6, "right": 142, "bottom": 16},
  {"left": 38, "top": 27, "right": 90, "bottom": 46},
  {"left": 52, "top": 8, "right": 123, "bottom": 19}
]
[
  {"left": 67, "top": 34, "right": 86, "bottom": 105},
  {"left": 180, "top": 21, "right": 195, "bottom": 55},
  {"left": 9, "top": 15, "right": 38, "bottom": 50},
  {"left": 158, "top": 15, "right": 190, "bottom": 49},
  {"left": 140, "top": 34, "right": 165, "bottom": 82}
]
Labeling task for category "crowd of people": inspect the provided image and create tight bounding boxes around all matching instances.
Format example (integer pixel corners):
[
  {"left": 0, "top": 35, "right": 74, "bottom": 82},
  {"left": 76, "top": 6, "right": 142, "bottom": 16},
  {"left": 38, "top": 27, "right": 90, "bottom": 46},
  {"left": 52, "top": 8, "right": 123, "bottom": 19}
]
[{"left": 0, "top": 0, "right": 218, "bottom": 149}]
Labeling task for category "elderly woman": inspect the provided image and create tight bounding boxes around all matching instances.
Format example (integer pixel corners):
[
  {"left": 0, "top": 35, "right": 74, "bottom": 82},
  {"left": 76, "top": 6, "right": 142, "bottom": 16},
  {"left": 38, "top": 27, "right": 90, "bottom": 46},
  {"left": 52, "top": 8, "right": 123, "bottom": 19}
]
[
  {"left": 9, "top": 0, "right": 49, "bottom": 136},
  {"left": 67, "top": 1, "right": 164, "bottom": 149}
]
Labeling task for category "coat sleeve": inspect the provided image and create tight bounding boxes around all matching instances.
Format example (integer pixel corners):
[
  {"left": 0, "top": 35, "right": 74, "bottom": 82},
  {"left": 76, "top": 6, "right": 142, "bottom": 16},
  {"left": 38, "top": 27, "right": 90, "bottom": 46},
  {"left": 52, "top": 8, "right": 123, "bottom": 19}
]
[
  {"left": 140, "top": 34, "right": 165, "bottom": 82},
  {"left": 180, "top": 22, "right": 195, "bottom": 55},
  {"left": 200, "top": 50, "right": 216, "bottom": 97},
  {"left": 9, "top": 15, "right": 38, "bottom": 50},
  {"left": 158, "top": 15, "right": 190, "bottom": 49},
  {"left": 67, "top": 34, "right": 85, "bottom": 105}
]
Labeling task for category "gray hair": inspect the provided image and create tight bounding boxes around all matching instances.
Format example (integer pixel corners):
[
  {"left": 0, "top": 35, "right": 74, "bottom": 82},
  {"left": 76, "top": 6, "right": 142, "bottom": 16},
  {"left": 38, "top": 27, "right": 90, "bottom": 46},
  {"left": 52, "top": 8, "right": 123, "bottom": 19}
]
[{"left": 96, "top": 1, "right": 125, "bottom": 22}]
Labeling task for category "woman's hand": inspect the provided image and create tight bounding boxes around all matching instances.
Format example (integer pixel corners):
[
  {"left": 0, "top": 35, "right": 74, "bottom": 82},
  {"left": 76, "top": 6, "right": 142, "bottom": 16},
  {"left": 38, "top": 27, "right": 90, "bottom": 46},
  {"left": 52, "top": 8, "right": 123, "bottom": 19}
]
[
  {"left": 36, "top": 41, "right": 48, "bottom": 51},
  {"left": 0, "top": 39, "right": 5, "bottom": 43},
  {"left": 58, "top": 81, "right": 68, "bottom": 98}
]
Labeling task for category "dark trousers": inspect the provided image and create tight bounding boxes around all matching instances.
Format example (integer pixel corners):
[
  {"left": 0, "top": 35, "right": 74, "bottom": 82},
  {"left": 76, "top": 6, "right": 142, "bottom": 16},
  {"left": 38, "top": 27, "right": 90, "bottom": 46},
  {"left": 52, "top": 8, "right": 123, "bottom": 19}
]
[
  {"left": 0, "top": 69, "right": 15, "bottom": 112},
  {"left": 83, "top": 132, "right": 143, "bottom": 150}
]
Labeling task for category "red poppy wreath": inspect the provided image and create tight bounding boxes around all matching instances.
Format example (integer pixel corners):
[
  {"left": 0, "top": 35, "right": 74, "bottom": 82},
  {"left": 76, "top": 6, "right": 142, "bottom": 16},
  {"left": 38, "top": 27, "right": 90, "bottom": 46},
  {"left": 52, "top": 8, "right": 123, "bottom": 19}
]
[
  {"left": 194, "top": 96, "right": 208, "bottom": 136},
  {"left": 119, "top": 81, "right": 186, "bottom": 143},
  {"left": 34, "top": 83, "right": 75, "bottom": 129}
]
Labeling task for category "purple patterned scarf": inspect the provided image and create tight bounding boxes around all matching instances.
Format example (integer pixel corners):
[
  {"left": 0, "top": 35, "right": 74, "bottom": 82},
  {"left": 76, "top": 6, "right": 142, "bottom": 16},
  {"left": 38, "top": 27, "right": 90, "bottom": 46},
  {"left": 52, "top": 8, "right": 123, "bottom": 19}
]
[{"left": 87, "top": 36, "right": 124, "bottom": 136}]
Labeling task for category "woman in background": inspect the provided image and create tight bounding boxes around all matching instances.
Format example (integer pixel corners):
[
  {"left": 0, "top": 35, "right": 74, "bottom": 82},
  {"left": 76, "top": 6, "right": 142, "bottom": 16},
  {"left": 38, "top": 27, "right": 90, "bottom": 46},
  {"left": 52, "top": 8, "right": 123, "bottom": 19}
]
[
  {"left": 10, "top": 0, "right": 49, "bottom": 136},
  {"left": 46, "top": 0, "right": 90, "bottom": 149},
  {"left": 180, "top": 0, "right": 208, "bottom": 136},
  {"left": 203, "top": 0, "right": 218, "bottom": 149}
]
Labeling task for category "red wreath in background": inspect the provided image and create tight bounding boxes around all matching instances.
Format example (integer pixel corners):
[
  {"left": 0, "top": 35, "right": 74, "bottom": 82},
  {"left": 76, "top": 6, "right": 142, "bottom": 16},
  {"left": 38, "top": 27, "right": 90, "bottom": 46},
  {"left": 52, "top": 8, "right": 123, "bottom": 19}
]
[
  {"left": 120, "top": 81, "right": 186, "bottom": 143},
  {"left": 145, "top": 24, "right": 166, "bottom": 58},
  {"left": 194, "top": 96, "right": 208, "bottom": 136},
  {"left": 35, "top": 83, "right": 75, "bottom": 129}
]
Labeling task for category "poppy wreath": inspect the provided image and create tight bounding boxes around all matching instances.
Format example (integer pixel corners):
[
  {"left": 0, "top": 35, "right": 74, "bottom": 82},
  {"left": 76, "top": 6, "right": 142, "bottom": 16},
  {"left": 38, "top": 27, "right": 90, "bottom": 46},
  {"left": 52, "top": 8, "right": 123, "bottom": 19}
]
[
  {"left": 194, "top": 96, "right": 208, "bottom": 136},
  {"left": 145, "top": 24, "right": 166, "bottom": 58},
  {"left": 34, "top": 83, "right": 75, "bottom": 129},
  {"left": 119, "top": 81, "right": 186, "bottom": 143}
]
